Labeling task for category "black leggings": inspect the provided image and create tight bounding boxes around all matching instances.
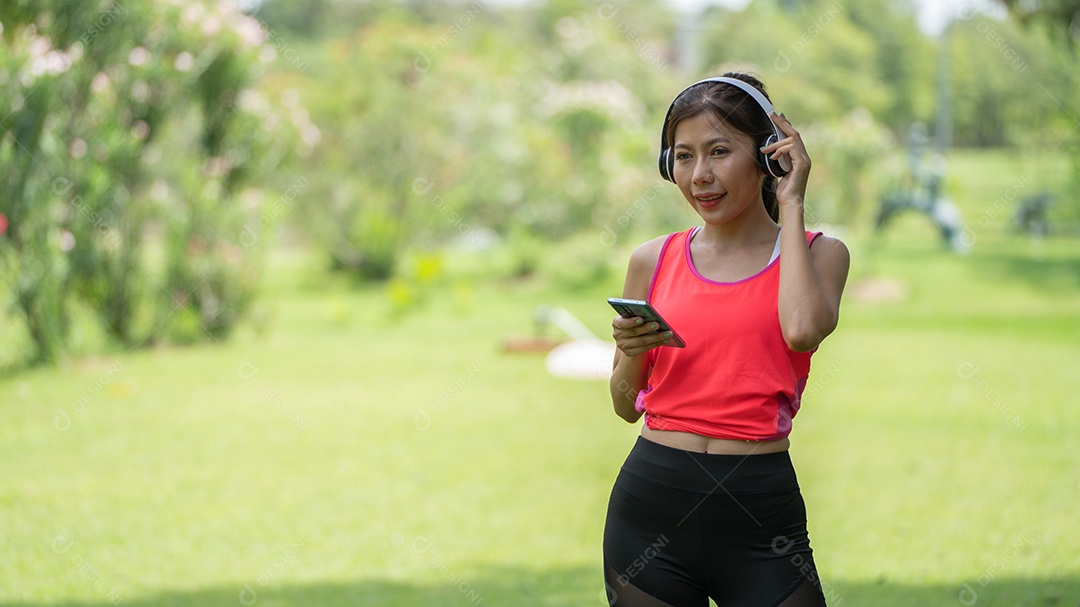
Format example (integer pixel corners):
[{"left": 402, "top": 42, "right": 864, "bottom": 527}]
[{"left": 603, "top": 437, "right": 827, "bottom": 607}]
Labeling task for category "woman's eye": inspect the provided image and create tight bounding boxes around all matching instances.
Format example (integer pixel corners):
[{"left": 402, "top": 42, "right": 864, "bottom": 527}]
[
  {"left": 711, "top": 147, "right": 728, "bottom": 156},
  {"left": 675, "top": 152, "right": 691, "bottom": 161}
]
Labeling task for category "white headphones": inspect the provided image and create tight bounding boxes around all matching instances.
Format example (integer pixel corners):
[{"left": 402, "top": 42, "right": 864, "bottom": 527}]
[{"left": 657, "top": 76, "right": 792, "bottom": 182}]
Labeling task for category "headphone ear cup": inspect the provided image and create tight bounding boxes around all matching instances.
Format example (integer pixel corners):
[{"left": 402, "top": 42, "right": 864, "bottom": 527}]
[
  {"left": 758, "top": 134, "right": 789, "bottom": 178},
  {"left": 658, "top": 148, "right": 675, "bottom": 183},
  {"left": 758, "top": 134, "right": 778, "bottom": 177}
]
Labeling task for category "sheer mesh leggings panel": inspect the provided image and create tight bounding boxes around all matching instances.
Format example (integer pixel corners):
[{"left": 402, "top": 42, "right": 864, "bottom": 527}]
[
  {"left": 774, "top": 576, "right": 828, "bottom": 607},
  {"left": 605, "top": 562, "right": 826, "bottom": 607},
  {"left": 604, "top": 561, "right": 695, "bottom": 607}
]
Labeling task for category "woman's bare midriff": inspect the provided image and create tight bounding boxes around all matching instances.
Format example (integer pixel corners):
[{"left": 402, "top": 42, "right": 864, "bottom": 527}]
[{"left": 641, "top": 424, "right": 790, "bottom": 455}]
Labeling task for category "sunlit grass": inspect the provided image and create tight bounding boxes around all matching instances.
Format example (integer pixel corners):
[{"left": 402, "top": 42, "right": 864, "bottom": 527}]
[{"left": 2, "top": 149, "right": 1079, "bottom": 606}]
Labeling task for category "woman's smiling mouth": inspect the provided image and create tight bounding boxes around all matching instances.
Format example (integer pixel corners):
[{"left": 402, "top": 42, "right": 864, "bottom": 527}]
[{"left": 694, "top": 192, "right": 726, "bottom": 206}]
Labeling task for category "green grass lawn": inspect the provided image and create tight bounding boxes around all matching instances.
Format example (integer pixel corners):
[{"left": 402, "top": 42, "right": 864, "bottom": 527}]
[{"left": 2, "top": 149, "right": 1079, "bottom": 606}]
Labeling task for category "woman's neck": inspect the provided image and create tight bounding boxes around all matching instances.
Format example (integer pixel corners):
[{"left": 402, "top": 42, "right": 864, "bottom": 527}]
[{"left": 695, "top": 202, "right": 778, "bottom": 250}]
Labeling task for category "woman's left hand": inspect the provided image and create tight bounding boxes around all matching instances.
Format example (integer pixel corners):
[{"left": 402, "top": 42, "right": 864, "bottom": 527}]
[{"left": 761, "top": 111, "right": 810, "bottom": 209}]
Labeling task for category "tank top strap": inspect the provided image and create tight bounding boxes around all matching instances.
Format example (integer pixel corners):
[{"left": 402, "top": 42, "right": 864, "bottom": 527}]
[{"left": 646, "top": 228, "right": 693, "bottom": 301}]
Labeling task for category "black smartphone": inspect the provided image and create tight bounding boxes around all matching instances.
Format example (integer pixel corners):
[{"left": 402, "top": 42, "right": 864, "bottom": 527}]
[{"left": 607, "top": 297, "right": 686, "bottom": 348}]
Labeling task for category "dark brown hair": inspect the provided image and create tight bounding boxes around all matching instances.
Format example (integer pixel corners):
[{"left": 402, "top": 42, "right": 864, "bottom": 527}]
[{"left": 665, "top": 72, "right": 779, "bottom": 222}]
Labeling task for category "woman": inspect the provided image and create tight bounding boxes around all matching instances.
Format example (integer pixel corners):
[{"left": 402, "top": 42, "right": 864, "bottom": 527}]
[{"left": 604, "top": 73, "right": 850, "bottom": 607}]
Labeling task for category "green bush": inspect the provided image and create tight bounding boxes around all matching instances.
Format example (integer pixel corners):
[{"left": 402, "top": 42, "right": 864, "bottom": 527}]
[
  {"left": 804, "top": 109, "right": 897, "bottom": 225},
  {"left": 286, "top": 6, "right": 670, "bottom": 282},
  {"left": 0, "top": 0, "right": 308, "bottom": 365}
]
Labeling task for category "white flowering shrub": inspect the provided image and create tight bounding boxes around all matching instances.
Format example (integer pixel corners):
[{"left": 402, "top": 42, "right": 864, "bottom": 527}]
[
  {"left": 0, "top": 0, "right": 311, "bottom": 363},
  {"left": 288, "top": 6, "right": 673, "bottom": 282}
]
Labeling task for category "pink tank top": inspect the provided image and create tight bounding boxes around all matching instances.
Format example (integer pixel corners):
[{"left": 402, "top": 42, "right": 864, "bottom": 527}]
[{"left": 639, "top": 227, "right": 822, "bottom": 441}]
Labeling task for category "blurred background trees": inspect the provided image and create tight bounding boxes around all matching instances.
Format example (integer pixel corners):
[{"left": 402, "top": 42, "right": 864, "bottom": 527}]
[
  {"left": 1, "top": 0, "right": 1077, "bottom": 367},
  {"left": 0, "top": 0, "right": 309, "bottom": 364}
]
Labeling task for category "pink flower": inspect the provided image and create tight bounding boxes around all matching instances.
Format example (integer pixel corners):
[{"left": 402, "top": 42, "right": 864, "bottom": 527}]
[
  {"left": 0, "top": 213, "right": 8, "bottom": 236},
  {"left": 60, "top": 230, "right": 75, "bottom": 252}
]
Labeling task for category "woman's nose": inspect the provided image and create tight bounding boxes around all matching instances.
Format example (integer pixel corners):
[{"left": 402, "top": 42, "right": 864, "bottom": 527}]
[{"left": 692, "top": 158, "right": 714, "bottom": 184}]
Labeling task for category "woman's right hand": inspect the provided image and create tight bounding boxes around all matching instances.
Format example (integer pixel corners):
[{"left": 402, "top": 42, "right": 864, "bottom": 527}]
[{"left": 612, "top": 316, "right": 673, "bottom": 359}]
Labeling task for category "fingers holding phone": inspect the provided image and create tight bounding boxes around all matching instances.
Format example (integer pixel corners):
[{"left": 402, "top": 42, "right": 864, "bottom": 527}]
[
  {"left": 611, "top": 316, "right": 674, "bottom": 358},
  {"left": 608, "top": 298, "right": 685, "bottom": 357}
]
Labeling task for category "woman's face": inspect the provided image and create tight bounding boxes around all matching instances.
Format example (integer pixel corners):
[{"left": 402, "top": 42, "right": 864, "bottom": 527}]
[{"left": 671, "top": 113, "right": 765, "bottom": 225}]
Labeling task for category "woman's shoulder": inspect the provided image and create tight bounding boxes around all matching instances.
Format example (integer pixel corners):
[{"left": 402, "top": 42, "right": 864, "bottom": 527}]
[
  {"left": 808, "top": 232, "right": 851, "bottom": 274},
  {"left": 622, "top": 231, "right": 685, "bottom": 299},
  {"left": 628, "top": 231, "right": 686, "bottom": 273},
  {"left": 630, "top": 233, "right": 671, "bottom": 263},
  {"left": 808, "top": 232, "right": 849, "bottom": 257}
]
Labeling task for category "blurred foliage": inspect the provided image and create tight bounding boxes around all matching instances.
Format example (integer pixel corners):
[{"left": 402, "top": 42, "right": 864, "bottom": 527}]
[
  {"left": 804, "top": 109, "right": 897, "bottom": 225},
  {"left": 2, "top": 0, "right": 1078, "bottom": 365},
  {"left": 1000, "top": 0, "right": 1080, "bottom": 46},
  {"left": 0, "top": 0, "right": 308, "bottom": 365},
  {"left": 276, "top": 1, "right": 676, "bottom": 280},
  {"left": 996, "top": 0, "right": 1080, "bottom": 229},
  {"left": 251, "top": 0, "right": 1077, "bottom": 282},
  {"left": 950, "top": 14, "right": 1069, "bottom": 147},
  {"left": 701, "top": 1, "right": 927, "bottom": 132}
]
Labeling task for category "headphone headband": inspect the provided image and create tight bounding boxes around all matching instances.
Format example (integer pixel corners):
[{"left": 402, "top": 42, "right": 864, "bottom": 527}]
[
  {"left": 657, "top": 76, "right": 791, "bottom": 182},
  {"left": 682, "top": 76, "right": 778, "bottom": 116}
]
